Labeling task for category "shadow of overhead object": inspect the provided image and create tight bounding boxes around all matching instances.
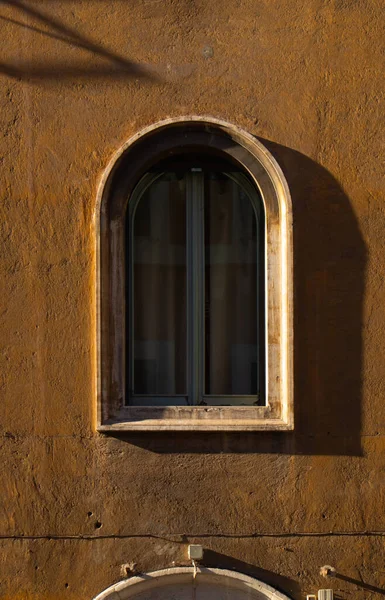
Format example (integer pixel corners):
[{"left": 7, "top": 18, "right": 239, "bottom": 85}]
[
  {"left": 332, "top": 572, "right": 385, "bottom": 596},
  {"left": 203, "top": 549, "right": 301, "bottom": 600},
  {"left": 118, "top": 141, "right": 365, "bottom": 456},
  {"left": 1, "top": 0, "right": 131, "bottom": 62},
  {"left": 0, "top": 0, "right": 161, "bottom": 83},
  {"left": 0, "top": 61, "right": 160, "bottom": 82},
  {"left": 0, "top": 13, "right": 125, "bottom": 60}
]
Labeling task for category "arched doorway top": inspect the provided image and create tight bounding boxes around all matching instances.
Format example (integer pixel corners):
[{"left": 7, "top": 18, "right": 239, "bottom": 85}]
[{"left": 93, "top": 567, "right": 292, "bottom": 600}]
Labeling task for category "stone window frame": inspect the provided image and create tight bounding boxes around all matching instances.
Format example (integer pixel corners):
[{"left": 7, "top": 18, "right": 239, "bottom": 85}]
[{"left": 96, "top": 116, "right": 293, "bottom": 431}]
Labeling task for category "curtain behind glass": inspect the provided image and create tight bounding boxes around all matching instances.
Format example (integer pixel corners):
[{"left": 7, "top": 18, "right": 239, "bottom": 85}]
[
  {"left": 133, "top": 173, "right": 186, "bottom": 395},
  {"left": 204, "top": 173, "right": 258, "bottom": 395}
]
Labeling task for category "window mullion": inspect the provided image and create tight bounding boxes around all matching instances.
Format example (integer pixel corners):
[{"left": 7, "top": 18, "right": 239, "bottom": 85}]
[{"left": 187, "top": 170, "right": 204, "bottom": 405}]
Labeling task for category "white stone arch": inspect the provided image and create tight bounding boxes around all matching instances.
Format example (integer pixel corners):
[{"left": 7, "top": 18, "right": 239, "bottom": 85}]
[
  {"left": 93, "top": 567, "right": 293, "bottom": 600},
  {"left": 96, "top": 116, "right": 293, "bottom": 431}
]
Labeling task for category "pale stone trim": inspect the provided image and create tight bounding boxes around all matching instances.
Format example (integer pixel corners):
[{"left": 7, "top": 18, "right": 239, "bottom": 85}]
[
  {"left": 96, "top": 116, "right": 293, "bottom": 431},
  {"left": 92, "top": 567, "right": 292, "bottom": 600}
]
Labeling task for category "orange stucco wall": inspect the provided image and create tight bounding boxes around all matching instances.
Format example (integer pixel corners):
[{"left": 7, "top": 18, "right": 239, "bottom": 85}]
[{"left": 0, "top": 1, "right": 384, "bottom": 598}]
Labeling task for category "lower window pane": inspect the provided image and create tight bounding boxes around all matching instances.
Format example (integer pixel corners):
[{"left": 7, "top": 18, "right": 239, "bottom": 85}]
[
  {"left": 204, "top": 173, "right": 259, "bottom": 396},
  {"left": 133, "top": 173, "right": 186, "bottom": 395}
]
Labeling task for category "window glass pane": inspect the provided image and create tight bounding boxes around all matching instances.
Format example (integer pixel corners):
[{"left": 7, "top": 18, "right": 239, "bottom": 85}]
[
  {"left": 133, "top": 173, "right": 186, "bottom": 394},
  {"left": 204, "top": 173, "right": 259, "bottom": 395}
]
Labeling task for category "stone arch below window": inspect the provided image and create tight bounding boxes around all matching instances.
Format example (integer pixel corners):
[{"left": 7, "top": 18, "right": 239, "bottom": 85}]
[{"left": 92, "top": 567, "right": 293, "bottom": 600}]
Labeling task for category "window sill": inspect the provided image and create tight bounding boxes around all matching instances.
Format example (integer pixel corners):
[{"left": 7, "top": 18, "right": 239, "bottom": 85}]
[{"left": 97, "top": 406, "right": 293, "bottom": 431}]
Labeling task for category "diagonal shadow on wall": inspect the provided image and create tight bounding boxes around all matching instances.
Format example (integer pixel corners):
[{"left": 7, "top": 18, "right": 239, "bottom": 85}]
[{"left": 0, "top": 0, "right": 160, "bottom": 82}]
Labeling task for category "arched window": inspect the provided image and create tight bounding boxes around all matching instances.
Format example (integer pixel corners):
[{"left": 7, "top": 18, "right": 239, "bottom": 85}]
[{"left": 97, "top": 117, "right": 293, "bottom": 430}]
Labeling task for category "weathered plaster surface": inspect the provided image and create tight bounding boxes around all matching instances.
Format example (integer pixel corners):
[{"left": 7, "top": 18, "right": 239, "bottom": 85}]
[{"left": 0, "top": 0, "right": 384, "bottom": 598}]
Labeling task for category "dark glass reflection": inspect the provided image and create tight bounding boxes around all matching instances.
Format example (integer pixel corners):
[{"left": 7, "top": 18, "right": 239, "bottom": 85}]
[
  {"left": 204, "top": 173, "right": 259, "bottom": 395},
  {"left": 133, "top": 173, "right": 186, "bottom": 394}
]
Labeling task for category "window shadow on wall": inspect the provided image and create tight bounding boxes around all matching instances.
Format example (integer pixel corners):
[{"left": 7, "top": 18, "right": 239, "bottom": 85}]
[
  {"left": 119, "top": 141, "right": 366, "bottom": 457},
  {"left": 0, "top": 0, "right": 160, "bottom": 83}
]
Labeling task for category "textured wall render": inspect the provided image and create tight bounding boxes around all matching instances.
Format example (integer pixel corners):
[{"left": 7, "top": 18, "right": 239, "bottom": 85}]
[{"left": 0, "top": 0, "right": 384, "bottom": 598}]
